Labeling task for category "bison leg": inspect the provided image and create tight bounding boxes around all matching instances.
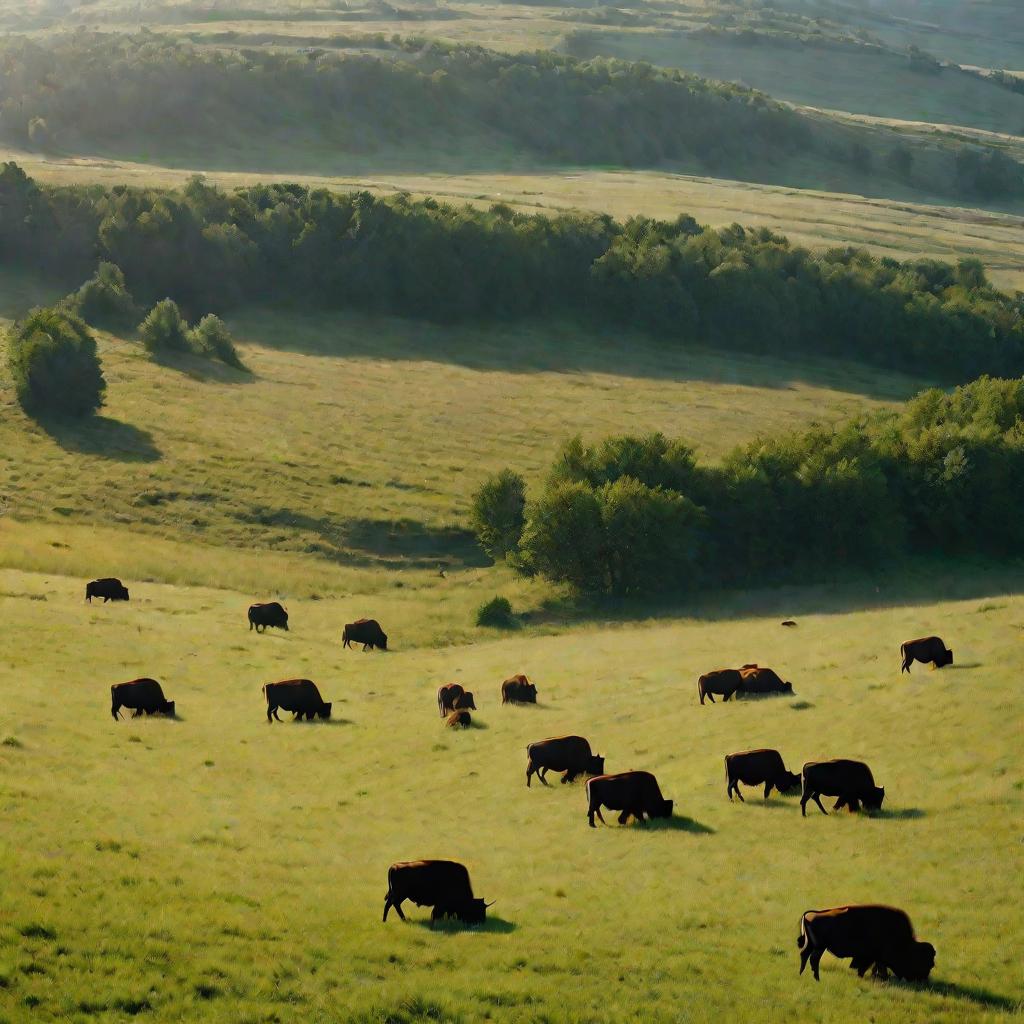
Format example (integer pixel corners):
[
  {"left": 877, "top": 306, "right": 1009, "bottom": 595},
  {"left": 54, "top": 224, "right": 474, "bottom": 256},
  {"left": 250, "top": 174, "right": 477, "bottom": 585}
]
[
  {"left": 763, "top": 782, "right": 773, "bottom": 801},
  {"left": 833, "top": 796, "right": 846, "bottom": 811},
  {"left": 810, "top": 948, "right": 825, "bottom": 981},
  {"left": 617, "top": 809, "right": 631, "bottom": 825},
  {"left": 799, "top": 944, "right": 813, "bottom": 976},
  {"left": 111, "top": 703, "right": 122, "bottom": 720},
  {"left": 131, "top": 708, "right": 142, "bottom": 718},
  {"left": 562, "top": 769, "right": 578, "bottom": 785},
  {"left": 812, "top": 793, "right": 828, "bottom": 815},
  {"left": 588, "top": 803, "right": 606, "bottom": 828},
  {"left": 526, "top": 761, "right": 535, "bottom": 787},
  {"left": 872, "top": 963, "right": 890, "bottom": 981},
  {"left": 847, "top": 797, "right": 860, "bottom": 813},
  {"left": 733, "top": 782, "right": 745, "bottom": 802}
]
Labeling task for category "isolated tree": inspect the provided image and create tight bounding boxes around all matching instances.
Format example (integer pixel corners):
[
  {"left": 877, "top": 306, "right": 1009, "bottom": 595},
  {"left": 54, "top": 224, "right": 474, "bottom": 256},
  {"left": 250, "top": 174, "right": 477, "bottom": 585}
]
[
  {"left": 469, "top": 469, "right": 527, "bottom": 558},
  {"left": 138, "top": 299, "right": 190, "bottom": 355},
  {"left": 188, "top": 314, "right": 245, "bottom": 369},
  {"left": 7, "top": 306, "right": 105, "bottom": 417}
]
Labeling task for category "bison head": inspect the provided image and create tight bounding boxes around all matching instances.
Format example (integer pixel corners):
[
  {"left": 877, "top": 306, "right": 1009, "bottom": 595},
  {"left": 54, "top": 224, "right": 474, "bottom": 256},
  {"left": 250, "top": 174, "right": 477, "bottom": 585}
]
[
  {"left": 783, "top": 681, "right": 794, "bottom": 693},
  {"left": 525, "top": 684, "right": 537, "bottom": 701},
  {"left": 893, "top": 940, "right": 936, "bottom": 981},
  {"left": 939, "top": 648, "right": 953, "bottom": 667},
  {"left": 778, "top": 770, "right": 801, "bottom": 793},
  {"left": 655, "top": 798, "right": 674, "bottom": 819},
  {"left": 119, "top": 588, "right": 130, "bottom": 601},
  {"left": 455, "top": 691, "right": 476, "bottom": 710},
  {"left": 459, "top": 898, "right": 490, "bottom": 925},
  {"left": 588, "top": 755, "right": 605, "bottom": 776},
  {"left": 864, "top": 785, "right": 885, "bottom": 811},
  {"left": 161, "top": 700, "right": 176, "bottom": 717},
  {"left": 379, "top": 633, "right": 388, "bottom": 650},
  {"left": 318, "top": 702, "right": 332, "bottom": 720}
]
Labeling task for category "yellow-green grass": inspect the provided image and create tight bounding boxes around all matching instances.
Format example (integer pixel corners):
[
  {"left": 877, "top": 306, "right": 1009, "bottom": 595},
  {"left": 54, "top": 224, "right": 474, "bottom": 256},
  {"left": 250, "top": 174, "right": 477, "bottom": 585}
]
[
  {"left": 0, "top": 562, "right": 1020, "bottom": 1022},
  {"left": 5, "top": 149, "right": 1024, "bottom": 291}
]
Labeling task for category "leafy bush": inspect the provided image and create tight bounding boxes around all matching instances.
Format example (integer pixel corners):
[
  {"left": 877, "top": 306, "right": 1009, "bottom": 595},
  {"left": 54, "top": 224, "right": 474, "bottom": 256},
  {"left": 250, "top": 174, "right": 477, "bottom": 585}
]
[
  {"left": 6, "top": 306, "right": 105, "bottom": 417},
  {"left": 188, "top": 314, "right": 244, "bottom": 369},
  {"left": 138, "top": 299, "right": 190, "bottom": 355},
  {"left": 469, "top": 469, "right": 526, "bottom": 559},
  {"left": 66, "top": 262, "right": 137, "bottom": 331},
  {"left": 475, "top": 596, "right": 516, "bottom": 628}
]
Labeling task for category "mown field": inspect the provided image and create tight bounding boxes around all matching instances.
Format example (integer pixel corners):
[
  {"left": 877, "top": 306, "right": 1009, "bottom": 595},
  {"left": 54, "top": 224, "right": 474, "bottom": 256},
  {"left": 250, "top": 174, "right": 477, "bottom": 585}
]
[{"left": 0, "top": 558, "right": 1021, "bottom": 1023}]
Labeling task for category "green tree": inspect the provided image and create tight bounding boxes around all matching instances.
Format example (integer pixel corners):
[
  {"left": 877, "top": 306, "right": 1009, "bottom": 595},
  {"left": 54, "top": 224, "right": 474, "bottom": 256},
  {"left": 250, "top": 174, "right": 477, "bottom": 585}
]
[
  {"left": 188, "top": 314, "right": 245, "bottom": 369},
  {"left": 519, "top": 481, "right": 605, "bottom": 592},
  {"left": 138, "top": 299, "right": 190, "bottom": 355},
  {"left": 469, "top": 469, "right": 527, "bottom": 559},
  {"left": 7, "top": 306, "right": 105, "bottom": 417},
  {"left": 67, "top": 262, "right": 137, "bottom": 331}
]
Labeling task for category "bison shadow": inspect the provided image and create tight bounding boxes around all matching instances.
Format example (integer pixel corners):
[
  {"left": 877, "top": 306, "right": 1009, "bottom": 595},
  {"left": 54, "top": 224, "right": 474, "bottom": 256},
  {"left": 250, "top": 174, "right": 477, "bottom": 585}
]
[
  {"left": 643, "top": 816, "right": 715, "bottom": 835},
  {"left": 943, "top": 663, "right": 982, "bottom": 671},
  {"left": 875, "top": 807, "right": 926, "bottom": 821},
  {"left": 37, "top": 414, "right": 161, "bottom": 463},
  {"left": 414, "top": 916, "right": 516, "bottom": 935},
  {"left": 900, "top": 979, "right": 1018, "bottom": 1010}
]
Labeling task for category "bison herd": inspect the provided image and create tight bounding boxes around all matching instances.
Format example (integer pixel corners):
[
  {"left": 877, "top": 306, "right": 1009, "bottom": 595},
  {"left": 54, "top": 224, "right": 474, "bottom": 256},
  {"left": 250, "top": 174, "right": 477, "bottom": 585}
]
[{"left": 89, "top": 577, "right": 953, "bottom": 986}]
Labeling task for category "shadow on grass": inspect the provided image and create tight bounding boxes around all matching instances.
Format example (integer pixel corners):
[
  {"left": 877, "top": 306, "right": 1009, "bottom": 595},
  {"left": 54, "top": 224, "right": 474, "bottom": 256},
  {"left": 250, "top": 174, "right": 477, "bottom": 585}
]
[
  {"left": 38, "top": 413, "right": 161, "bottom": 463},
  {"left": 906, "top": 979, "right": 1020, "bottom": 1010},
  {"left": 875, "top": 807, "right": 926, "bottom": 820},
  {"left": 151, "top": 349, "right": 255, "bottom": 384},
  {"left": 415, "top": 916, "right": 517, "bottom": 935},
  {"left": 643, "top": 815, "right": 715, "bottom": 834},
  {"left": 944, "top": 663, "right": 982, "bottom": 670}
]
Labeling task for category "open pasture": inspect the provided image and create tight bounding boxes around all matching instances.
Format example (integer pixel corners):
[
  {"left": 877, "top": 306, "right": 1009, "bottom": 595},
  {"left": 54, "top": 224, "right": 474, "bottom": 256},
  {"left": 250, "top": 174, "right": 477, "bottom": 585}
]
[{"left": 0, "top": 563, "right": 1020, "bottom": 1022}]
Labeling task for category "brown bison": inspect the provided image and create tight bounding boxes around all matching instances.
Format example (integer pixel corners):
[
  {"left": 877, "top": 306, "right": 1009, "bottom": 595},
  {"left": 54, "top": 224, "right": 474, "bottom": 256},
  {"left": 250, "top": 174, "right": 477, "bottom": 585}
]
[
  {"left": 698, "top": 669, "right": 743, "bottom": 704},
  {"left": 798, "top": 905, "right": 936, "bottom": 982},
  {"left": 248, "top": 601, "right": 289, "bottom": 632},
  {"left": 801, "top": 759, "right": 884, "bottom": 816},
  {"left": 264, "top": 678, "right": 332, "bottom": 722},
  {"left": 383, "top": 860, "right": 491, "bottom": 927},
  {"left": 111, "top": 678, "right": 174, "bottom": 719},
  {"left": 901, "top": 636, "right": 953, "bottom": 673},
  {"left": 437, "top": 683, "right": 465, "bottom": 717},
  {"left": 446, "top": 710, "right": 471, "bottom": 728},
  {"left": 342, "top": 618, "right": 388, "bottom": 651},
  {"left": 452, "top": 690, "right": 476, "bottom": 711},
  {"left": 526, "top": 735, "right": 604, "bottom": 787},
  {"left": 586, "top": 770, "right": 673, "bottom": 827},
  {"left": 501, "top": 674, "right": 537, "bottom": 705},
  {"left": 86, "top": 578, "right": 129, "bottom": 603},
  {"left": 739, "top": 665, "right": 794, "bottom": 696},
  {"left": 725, "top": 749, "right": 800, "bottom": 801}
]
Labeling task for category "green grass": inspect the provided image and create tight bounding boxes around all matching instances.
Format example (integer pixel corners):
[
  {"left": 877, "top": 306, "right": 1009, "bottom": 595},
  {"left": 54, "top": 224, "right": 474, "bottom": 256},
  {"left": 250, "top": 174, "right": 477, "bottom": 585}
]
[{"left": 0, "top": 561, "right": 1020, "bottom": 1021}]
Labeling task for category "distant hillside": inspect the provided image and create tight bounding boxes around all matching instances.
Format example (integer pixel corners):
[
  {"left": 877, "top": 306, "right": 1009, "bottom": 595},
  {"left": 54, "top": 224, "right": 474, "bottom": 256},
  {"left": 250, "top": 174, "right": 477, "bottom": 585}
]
[{"left": 0, "top": 32, "right": 1022, "bottom": 206}]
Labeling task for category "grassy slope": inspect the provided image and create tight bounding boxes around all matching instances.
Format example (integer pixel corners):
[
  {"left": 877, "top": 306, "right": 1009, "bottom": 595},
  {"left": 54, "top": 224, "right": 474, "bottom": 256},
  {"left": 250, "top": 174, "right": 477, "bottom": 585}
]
[{"left": 0, "top": 564, "right": 1020, "bottom": 1022}]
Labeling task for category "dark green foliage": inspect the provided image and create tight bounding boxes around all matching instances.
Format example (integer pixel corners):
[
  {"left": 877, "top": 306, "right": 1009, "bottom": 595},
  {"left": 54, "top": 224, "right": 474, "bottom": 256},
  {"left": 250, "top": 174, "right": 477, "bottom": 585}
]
[
  {"left": 67, "top": 262, "right": 138, "bottom": 331},
  {"left": 469, "top": 469, "right": 526, "bottom": 559},
  {"left": 1, "top": 165, "right": 1023, "bottom": 382},
  {"left": 6, "top": 307, "right": 105, "bottom": 418},
  {"left": 188, "top": 315, "right": 245, "bottom": 369},
  {"left": 138, "top": 299, "right": 190, "bottom": 355},
  {"left": 476, "top": 596, "right": 516, "bottom": 628},
  {"left": 512, "top": 377, "right": 1024, "bottom": 595}
]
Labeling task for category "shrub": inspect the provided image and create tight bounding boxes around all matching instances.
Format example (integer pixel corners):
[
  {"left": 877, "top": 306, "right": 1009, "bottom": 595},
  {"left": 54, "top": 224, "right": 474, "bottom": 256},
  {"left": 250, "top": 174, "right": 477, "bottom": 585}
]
[
  {"left": 6, "top": 306, "right": 105, "bottom": 417},
  {"left": 138, "top": 299, "right": 190, "bottom": 355},
  {"left": 67, "top": 262, "right": 137, "bottom": 331},
  {"left": 188, "top": 314, "right": 245, "bottom": 369},
  {"left": 469, "top": 469, "right": 526, "bottom": 559},
  {"left": 476, "top": 596, "right": 516, "bottom": 628}
]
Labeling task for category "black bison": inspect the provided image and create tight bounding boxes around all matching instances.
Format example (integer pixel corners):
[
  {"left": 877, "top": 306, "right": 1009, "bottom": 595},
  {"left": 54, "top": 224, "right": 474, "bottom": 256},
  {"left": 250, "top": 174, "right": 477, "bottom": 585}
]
[
  {"left": 526, "top": 735, "right": 604, "bottom": 787},
  {"left": 901, "top": 636, "right": 953, "bottom": 673},
  {"left": 586, "top": 770, "right": 673, "bottom": 827},
  {"left": 437, "top": 683, "right": 465, "bottom": 717},
  {"left": 248, "top": 601, "right": 289, "bottom": 633},
  {"left": 86, "top": 578, "right": 129, "bottom": 603},
  {"left": 781, "top": 620, "right": 797, "bottom": 627},
  {"left": 342, "top": 618, "right": 388, "bottom": 651},
  {"left": 739, "top": 665, "right": 794, "bottom": 696},
  {"left": 725, "top": 749, "right": 801, "bottom": 801},
  {"left": 501, "top": 674, "right": 537, "bottom": 704},
  {"left": 801, "top": 759, "right": 884, "bottom": 816},
  {"left": 446, "top": 710, "right": 471, "bottom": 729},
  {"left": 264, "top": 678, "right": 332, "bottom": 722},
  {"left": 452, "top": 690, "right": 476, "bottom": 711},
  {"left": 798, "top": 905, "right": 936, "bottom": 982},
  {"left": 698, "top": 668, "right": 743, "bottom": 704},
  {"left": 382, "top": 860, "right": 491, "bottom": 927},
  {"left": 111, "top": 678, "right": 174, "bottom": 719}
]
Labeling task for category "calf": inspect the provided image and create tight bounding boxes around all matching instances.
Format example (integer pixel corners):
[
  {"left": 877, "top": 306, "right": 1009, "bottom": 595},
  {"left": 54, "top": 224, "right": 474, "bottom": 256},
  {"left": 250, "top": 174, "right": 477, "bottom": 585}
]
[
  {"left": 725, "top": 749, "right": 800, "bottom": 801},
  {"left": 698, "top": 669, "right": 743, "bottom": 704},
  {"left": 526, "top": 735, "right": 604, "bottom": 787},
  {"left": 798, "top": 905, "right": 935, "bottom": 982},
  {"left": 446, "top": 710, "right": 471, "bottom": 729},
  {"left": 801, "top": 759, "right": 884, "bottom": 816}
]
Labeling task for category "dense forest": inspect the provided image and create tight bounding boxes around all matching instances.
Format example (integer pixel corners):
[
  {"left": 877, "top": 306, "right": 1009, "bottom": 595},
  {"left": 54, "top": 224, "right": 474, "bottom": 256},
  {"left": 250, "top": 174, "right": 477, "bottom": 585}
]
[
  {"left": 0, "top": 33, "right": 1021, "bottom": 201},
  {"left": 479, "top": 376, "right": 1024, "bottom": 596},
  {"left": 2, "top": 163, "right": 1023, "bottom": 381}
]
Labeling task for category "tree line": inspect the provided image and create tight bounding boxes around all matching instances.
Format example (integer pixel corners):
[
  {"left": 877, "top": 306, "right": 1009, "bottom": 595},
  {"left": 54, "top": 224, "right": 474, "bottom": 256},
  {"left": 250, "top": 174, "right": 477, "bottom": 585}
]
[
  {"left": 2, "top": 162, "right": 1023, "bottom": 381},
  {"left": 472, "top": 376, "right": 1024, "bottom": 597}
]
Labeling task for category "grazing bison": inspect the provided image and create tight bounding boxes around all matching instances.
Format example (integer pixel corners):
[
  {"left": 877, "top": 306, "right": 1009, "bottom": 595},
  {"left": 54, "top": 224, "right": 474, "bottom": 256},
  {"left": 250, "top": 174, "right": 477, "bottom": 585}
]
[
  {"left": 586, "top": 770, "right": 673, "bottom": 827},
  {"left": 526, "top": 735, "right": 604, "bottom": 787},
  {"left": 781, "top": 620, "right": 797, "bottom": 627},
  {"left": 446, "top": 710, "right": 472, "bottom": 729},
  {"left": 263, "top": 678, "right": 332, "bottom": 722},
  {"left": 801, "top": 759, "right": 884, "bottom": 816},
  {"left": 501, "top": 674, "right": 537, "bottom": 705},
  {"left": 798, "top": 905, "right": 935, "bottom": 982},
  {"left": 725, "top": 749, "right": 800, "bottom": 801},
  {"left": 698, "top": 669, "right": 743, "bottom": 705},
  {"left": 738, "top": 665, "right": 794, "bottom": 696},
  {"left": 437, "top": 683, "right": 465, "bottom": 717},
  {"left": 111, "top": 678, "right": 174, "bottom": 719},
  {"left": 452, "top": 690, "right": 476, "bottom": 711},
  {"left": 248, "top": 601, "right": 289, "bottom": 633},
  {"left": 383, "top": 860, "right": 491, "bottom": 927},
  {"left": 86, "top": 578, "right": 129, "bottom": 603},
  {"left": 901, "top": 636, "right": 953, "bottom": 673},
  {"left": 342, "top": 618, "right": 388, "bottom": 651}
]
